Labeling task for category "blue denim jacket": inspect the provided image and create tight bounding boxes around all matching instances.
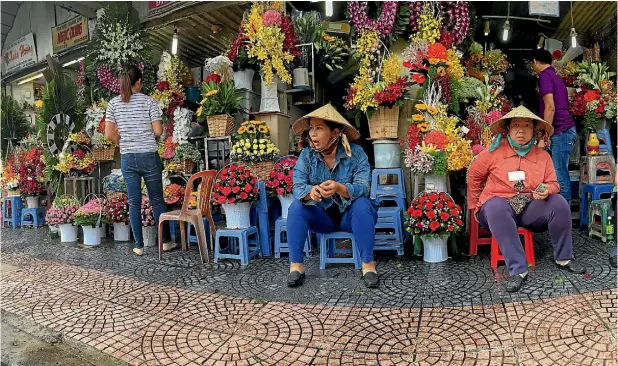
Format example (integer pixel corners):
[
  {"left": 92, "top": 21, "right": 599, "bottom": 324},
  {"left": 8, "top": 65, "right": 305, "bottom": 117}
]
[{"left": 293, "top": 143, "right": 371, "bottom": 212}]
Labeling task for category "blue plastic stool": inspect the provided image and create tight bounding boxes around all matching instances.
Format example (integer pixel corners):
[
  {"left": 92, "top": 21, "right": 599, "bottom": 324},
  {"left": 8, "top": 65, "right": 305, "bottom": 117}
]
[
  {"left": 273, "top": 218, "right": 311, "bottom": 258},
  {"left": 597, "top": 129, "right": 613, "bottom": 156},
  {"left": 370, "top": 168, "right": 406, "bottom": 200},
  {"left": 318, "top": 231, "right": 361, "bottom": 270},
  {"left": 580, "top": 183, "right": 614, "bottom": 228},
  {"left": 214, "top": 226, "right": 261, "bottom": 265},
  {"left": 186, "top": 218, "right": 212, "bottom": 247},
  {"left": 21, "top": 207, "right": 46, "bottom": 227},
  {"left": 374, "top": 196, "right": 407, "bottom": 212},
  {"left": 375, "top": 207, "right": 404, "bottom": 255},
  {"left": 3, "top": 196, "right": 22, "bottom": 228}
]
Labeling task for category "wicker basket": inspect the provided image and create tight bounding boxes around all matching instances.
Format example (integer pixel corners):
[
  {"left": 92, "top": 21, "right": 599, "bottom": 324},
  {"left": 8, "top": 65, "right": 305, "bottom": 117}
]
[
  {"left": 170, "top": 160, "right": 195, "bottom": 175},
  {"left": 368, "top": 106, "right": 400, "bottom": 139},
  {"left": 207, "top": 115, "right": 235, "bottom": 137},
  {"left": 6, "top": 189, "right": 20, "bottom": 197},
  {"left": 94, "top": 147, "right": 115, "bottom": 162},
  {"left": 244, "top": 161, "right": 275, "bottom": 181}
]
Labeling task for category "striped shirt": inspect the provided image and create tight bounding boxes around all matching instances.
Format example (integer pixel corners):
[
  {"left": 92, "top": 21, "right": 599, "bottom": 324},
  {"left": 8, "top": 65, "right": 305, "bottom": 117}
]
[{"left": 105, "top": 93, "right": 162, "bottom": 154}]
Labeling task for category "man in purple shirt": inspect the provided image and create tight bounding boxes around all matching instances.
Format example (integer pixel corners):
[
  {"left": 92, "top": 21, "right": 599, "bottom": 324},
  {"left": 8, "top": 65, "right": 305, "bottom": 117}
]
[{"left": 532, "top": 49, "right": 577, "bottom": 202}]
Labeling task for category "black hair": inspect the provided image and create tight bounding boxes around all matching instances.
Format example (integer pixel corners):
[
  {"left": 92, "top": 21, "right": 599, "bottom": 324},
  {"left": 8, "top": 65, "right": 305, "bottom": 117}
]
[
  {"left": 120, "top": 65, "right": 142, "bottom": 102},
  {"left": 532, "top": 49, "right": 552, "bottom": 65}
]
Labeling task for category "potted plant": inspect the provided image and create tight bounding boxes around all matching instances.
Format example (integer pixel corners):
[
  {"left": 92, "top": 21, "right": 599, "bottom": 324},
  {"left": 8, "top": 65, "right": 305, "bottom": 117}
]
[
  {"left": 228, "top": 20, "right": 258, "bottom": 90},
  {"left": 212, "top": 163, "right": 260, "bottom": 229},
  {"left": 105, "top": 193, "right": 131, "bottom": 242},
  {"left": 266, "top": 157, "right": 297, "bottom": 218},
  {"left": 74, "top": 198, "right": 106, "bottom": 246},
  {"left": 166, "top": 143, "right": 201, "bottom": 175},
  {"left": 197, "top": 75, "right": 245, "bottom": 137},
  {"left": 405, "top": 191, "right": 464, "bottom": 263},
  {"left": 18, "top": 146, "right": 46, "bottom": 208},
  {"left": 141, "top": 196, "right": 157, "bottom": 247},
  {"left": 230, "top": 121, "right": 280, "bottom": 181},
  {"left": 47, "top": 196, "right": 80, "bottom": 242}
]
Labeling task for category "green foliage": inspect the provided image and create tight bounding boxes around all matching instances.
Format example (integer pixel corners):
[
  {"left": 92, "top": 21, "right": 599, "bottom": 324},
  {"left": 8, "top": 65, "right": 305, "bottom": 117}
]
[
  {"left": 429, "top": 151, "right": 447, "bottom": 176},
  {"left": 0, "top": 93, "right": 29, "bottom": 158},
  {"left": 583, "top": 111, "right": 600, "bottom": 130},
  {"left": 173, "top": 143, "right": 201, "bottom": 163},
  {"left": 459, "top": 77, "right": 484, "bottom": 101},
  {"left": 293, "top": 11, "right": 322, "bottom": 44},
  {"left": 199, "top": 81, "right": 246, "bottom": 119},
  {"left": 449, "top": 78, "right": 461, "bottom": 114}
]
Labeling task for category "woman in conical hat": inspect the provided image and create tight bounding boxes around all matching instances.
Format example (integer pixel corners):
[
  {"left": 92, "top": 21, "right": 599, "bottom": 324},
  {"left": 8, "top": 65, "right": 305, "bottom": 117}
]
[
  {"left": 468, "top": 106, "right": 585, "bottom": 293},
  {"left": 286, "top": 104, "right": 379, "bottom": 289}
]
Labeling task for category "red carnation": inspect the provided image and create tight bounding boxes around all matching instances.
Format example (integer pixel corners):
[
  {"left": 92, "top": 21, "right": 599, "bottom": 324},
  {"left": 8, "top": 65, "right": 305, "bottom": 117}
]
[
  {"left": 455, "top": 218, "right": 463, "bottom": 226},
  {"left": 286, "top": 186, "right": 293, "bottom": 193},
  {"left": 437, "top": 203, "right": 444, "bottom": 209},
  {"left": 416, "top": 222, "right": 423, "bottom": 228},
  {"left": 447, "top": 225, "right": 454, "bottom": 232},
  {"left": 419, "top": 196, "right": 427, "bottom": 204},
  {"left": 450, "top": 209, "right": 459, "bottom": 217},
  {"left": 447, "top": 201, "right": 454, "bottom": 209},
  {"left": 277, "top": 172, "right": 285, "bottom": 181},
  {"left": 217, "top": 196, "right": 226, "bottom": 204},
  {"left": 425, "top": 202, "right": 434, "bottom": 210},
  {"left": 270, "top": 171, "right": 278, "bottom": 178},
  {"left": 429, "top": 193, "right": 439, "bottom": 202},
  {"left": 244, "top": 184, "right": 253, "bottom": 193},
  {"left": 222, "top": 187, "right": 232, "bottom": 196},
  {"left": 440, "top": 212, "right": 450, "bottom": 221},
  {"left": 276, "top": 187, "right": 284, "bottom": 196},
  {"left": 429, "top": 221, "right": 440, "bottom": 231},
  {"left": 232, "top": 186, "right": 241, "bottom": 194}
]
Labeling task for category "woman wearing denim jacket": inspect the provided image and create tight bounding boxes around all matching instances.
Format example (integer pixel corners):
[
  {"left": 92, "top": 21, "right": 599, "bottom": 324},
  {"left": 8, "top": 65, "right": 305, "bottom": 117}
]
[{"left": 287, "top": 104, "right": 379, "bottom": 288}]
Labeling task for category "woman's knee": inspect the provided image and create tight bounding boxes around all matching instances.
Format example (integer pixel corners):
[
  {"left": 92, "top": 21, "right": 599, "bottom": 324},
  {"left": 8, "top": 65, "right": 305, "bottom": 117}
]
[{"left": 482, "top": 196, "right": 510, "bottom": 213}]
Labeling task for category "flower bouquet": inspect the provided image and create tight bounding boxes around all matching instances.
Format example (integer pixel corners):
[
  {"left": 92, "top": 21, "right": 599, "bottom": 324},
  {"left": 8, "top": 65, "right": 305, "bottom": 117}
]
[
  {"left": 18, "top": 146, "right": 46, "bottom": 205},
  {"left": 74, "top": 198, "right": 106, "bottom": 245},
  {"left": 230, "top": 121, "right": 280, "bottom": 180},
  {"left": 196, "top": 73, "right": 245, "bottom": 137},
  {"left": 165, "top": 143, "right": 201, "bottom": 175},
  {"left": 212, "top": 163, "right": 259, "bottom": 229},
  {"left": 569, "top": 61, "right": 617, "bottom": 130},
  {"left": 102, "top": 170, "right": 127, "bottom": 194},
  {"left": 164, "top": 183, "right": 185, "bottom": 206},
  {"left": 84, "top": 100, "right": 107, "bottom": 137},
  {"left": 48, "top": 196, "right": 80, "bottom": 242},
  {"left": 141, "top": 196, "right": 157, "bottom": 247},
  {"left": 54, "top": 150, "right": 96, "bottom": 176},
  {"left": 105, "top": 193, "right": 131, "bottom": 241},
  {"left": 266, "top": 157, "right": 297, "bottom": 218},
  {"left": 92, "top": 131, "right": 116, "bottom": 161}
]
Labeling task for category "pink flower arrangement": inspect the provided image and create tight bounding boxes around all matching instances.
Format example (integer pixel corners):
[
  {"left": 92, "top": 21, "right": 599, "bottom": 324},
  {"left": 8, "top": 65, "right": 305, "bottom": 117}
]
[
  {"left": 141, "top": 196, "right": 155, "bottom": 227},
  {"left": 97, "top": 62, "right": 145, "bottom": 94},
  {"left": 105, "top": 194, "right": 129, "bottom": 224},
  {"left": 74, "top": 198, "right": 107, "bottom": 227},
  {"left": 348, "top": 1, "right": 399, "bottom": 37},
  {"left": 45, "top": 205, "right": 78, "bottom": 226}
]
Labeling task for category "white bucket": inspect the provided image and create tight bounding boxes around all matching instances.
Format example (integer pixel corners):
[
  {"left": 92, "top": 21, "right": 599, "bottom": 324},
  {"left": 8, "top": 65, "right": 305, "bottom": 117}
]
[
  {"left": 113, "top": 223, "right": 131, "bottom": 242},
  {"left": 222, "top": 202, "right": 252, "bottom": 229},
  {"left": 233, "top": 69, "right": 255, "bottom": 91},
  {"left": 278, "top": 195, "right": 295, "bottom": 219},
  {"left": 293, "top": 68, "right": 310, "bottom": 89},
  {"left": 143, "top": 226, "right": 157, "bottom": 247},
  {"left": 373, "top": 139, "right": 401, "bottom": 168},
  {"left": 422, "top": 235, "right": 449, "bottom": 263},
  {"left": 26, "top": 196, "right": 39, "bottom": 208},
  {"left": 424, "top": 175, "right": 448, "bottom": 193},
  {"left": 59, "top": 224, "right": 78, "bottom": 243},
  {"left": 83, "top": 225, "right": 102, "bottom": 246},
  {"left": 260, "top": 75, "right": 280, "bottom": 113},
  {"left": 100, "top": 224, "right": 107, "bottom": 238}
]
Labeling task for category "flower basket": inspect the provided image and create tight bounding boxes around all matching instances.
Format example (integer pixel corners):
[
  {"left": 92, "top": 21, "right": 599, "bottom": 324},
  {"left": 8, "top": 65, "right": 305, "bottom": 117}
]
[
  {"left": 113, "top": 222, "right": 131, "bottom": 241},
  {"left": 244, "top": 161, "right": 275, "bottom": 181},
  {"left": 368, "top": 106, "right": 399, "bottom": 139},
  {"left": 93, "top": 147, "right": 115, "bottom": 162},
  {"left": 222, "top": 202, "right": 252, "bottom": 229},
  {"left": 422, "top": 235, "right": 449, "bottom": 263},
  {"left": 59, "top": 224, "right": 78, "bottom": 243},
  {"left": 207, "top": 114, "right": 235, "bottom": 137},
  {"left": 83, "top": 225, "right": 102, "bottom": 246},
  {"left": 7, "top": 189, "right": 20, "bottom": 197}
]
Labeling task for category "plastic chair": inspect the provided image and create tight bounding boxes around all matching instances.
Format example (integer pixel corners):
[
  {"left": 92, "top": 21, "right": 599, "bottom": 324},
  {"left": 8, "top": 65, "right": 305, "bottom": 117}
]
[
  {"left": 158, "top": 170, "right": 217, "bottom": 263},
  {"left": 273, "top": 218, "right": 311, "bottom": 258},
  {"left": 374, "top": 207, "right": 404, "bottom": 255},
  {"left": 370, "top": 168, "right": 406, "bottom": 200},
  {"left": 21, "top": 207, "right": 46, "bottom": 227},
  {"left": 468, "top": 209, "right": 492, "bottom": 256},
  {"left": 490, "top": 228, "right": 535, "bottom": 268}
]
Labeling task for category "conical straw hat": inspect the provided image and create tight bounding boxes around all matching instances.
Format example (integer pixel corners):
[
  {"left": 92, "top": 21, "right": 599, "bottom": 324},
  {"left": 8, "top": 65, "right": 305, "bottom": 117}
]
[
  {"left": 292, "top": 104, "right": 361, "bottom": 141},
  {"left": 489, "top": 105, "right": 554, "bottom": 136}
]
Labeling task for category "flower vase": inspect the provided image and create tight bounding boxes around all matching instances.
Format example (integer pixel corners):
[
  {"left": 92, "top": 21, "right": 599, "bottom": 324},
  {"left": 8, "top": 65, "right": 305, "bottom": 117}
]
[
  {"left": 278, "top": 195, "right": 295, "bottom": 219},
  {"left": 222, "top": 202, "right": 252, "bottom": 229},
  {"left": 293, "top": 68, "right": 310, "bottom": 89},
  {"left": 50, "top": 225, "right": 60, "bottom": 240},
  {"left": 143, "top": 226, "right": 157, "bottom": 247},
  {"left": 260, "top": 75, "right": 280, "bottom": 113},
  {"left": 83, "top": 225, "right": 102, "bottom": 246},
  {"left": 422, "top": 235, "right": 449, "bottom": 263},
  {"left": 26, "top": 196, "right": 39, "bottom": 208},
  {"left": 113, "top": 223, "right": 131, "bottom": 242},
  {"left": 424, "top": 175, "right": 448, "bottom": 193},
  {"left": 59, "top": 224, "right": 78, "bottom": 243},
  {"left": 233, "top": 69, "right": 255, "bottom": 91},
  {"left": 372, "top": 139, "right": 401, "bottom": 168}
]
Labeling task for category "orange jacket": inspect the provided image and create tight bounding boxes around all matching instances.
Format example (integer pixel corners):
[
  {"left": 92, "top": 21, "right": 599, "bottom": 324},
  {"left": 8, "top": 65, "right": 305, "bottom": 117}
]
[{"left": 467, "top": 140, "right": 560, "bottom": 212}]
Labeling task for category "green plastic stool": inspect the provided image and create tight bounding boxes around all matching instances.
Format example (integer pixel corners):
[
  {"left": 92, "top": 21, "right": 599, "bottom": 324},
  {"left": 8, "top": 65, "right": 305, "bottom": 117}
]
[{"left": 589, "top": 199, "right": 613, "bottom": 243}]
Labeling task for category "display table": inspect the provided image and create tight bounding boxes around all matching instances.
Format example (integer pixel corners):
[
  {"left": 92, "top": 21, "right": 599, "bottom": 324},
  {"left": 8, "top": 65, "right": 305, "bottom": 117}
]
[
  {"left": 64, "top": 177, "right": 97, "bottom": 203},
  {"left": 250, "top": 112, "right": 291, "bottom": 155}
]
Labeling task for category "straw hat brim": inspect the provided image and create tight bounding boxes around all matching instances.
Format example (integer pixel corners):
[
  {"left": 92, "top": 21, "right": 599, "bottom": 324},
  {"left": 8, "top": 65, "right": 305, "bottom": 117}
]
[
  {"left": 489, "top": 106, "right": 554, "bottom": 136},
  {"left": 292, "top": 104, "right": 361, "bottom": 141}
]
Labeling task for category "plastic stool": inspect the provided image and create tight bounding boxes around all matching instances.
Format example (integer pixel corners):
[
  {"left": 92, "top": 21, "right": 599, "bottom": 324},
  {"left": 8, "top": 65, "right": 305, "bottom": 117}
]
[
  {"left": 580, "top": 184, "right": 614, "bottom": 228},
  {"left": 490, "top": 227, "right": 535, "bottom": 268},
  {"left": 186, "top": 218, "right": 212, "bottom": 248},
  {"left": 21, "top": 207, "right": 46, "bottom": 227},
  {"left": 273, "top": 218, "right": 311, "bottom": 258},
  {"left": 468, "top": 209, "right": 491, "bottom": 256},
  {"left": 214, "top": 226, "right": 261, "bottom": 265},
  {"left": 370, "top": 168, "right": 406, "bottom": 200},
  {"left": 374, "top": 207, "right": 404, "bottom": 255},
  {"left": 588, "top": 199, "right": 612, "bottom": 242},
  {"left": 375, "top": 196, "right": 407, "bottom": 212},
  {"left": 318, "top": 231, "right": 361, "bottom": 270},
  {"left": 3, "top": 196, "right": 22, "bottom": 228},
  {"left": 596, "top": 129, "right": 613, "bottom": 156},
  {"left": 579, "top": 156, "right": 616, "bottom": 196}
]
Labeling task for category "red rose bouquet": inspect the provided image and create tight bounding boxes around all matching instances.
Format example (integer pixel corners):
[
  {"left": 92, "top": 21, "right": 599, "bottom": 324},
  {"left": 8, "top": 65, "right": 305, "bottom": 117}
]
[
  {"left": 266, "top": 157, "right": 297, "bottom": 197},
  {"left": 405, "top": 191, "right": 464, "bottom": 237},
  {"left": 211, "top": 163, "right": 259, "bottom": 205},
  {"left": 105, "top": 194, "right": 129, "bottom": 224}
]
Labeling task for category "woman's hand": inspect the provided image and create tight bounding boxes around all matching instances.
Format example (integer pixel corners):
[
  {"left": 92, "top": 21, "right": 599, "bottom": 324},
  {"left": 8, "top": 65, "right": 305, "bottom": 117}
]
[
  {"left": 532, "top": 190, "right": 549, "bottom": 200},
  {"left": 319, "top": 180, "right": 342, "bottom": 198},
  {"left": 309, "top": 185, "right": 323, "bottom": 202}
]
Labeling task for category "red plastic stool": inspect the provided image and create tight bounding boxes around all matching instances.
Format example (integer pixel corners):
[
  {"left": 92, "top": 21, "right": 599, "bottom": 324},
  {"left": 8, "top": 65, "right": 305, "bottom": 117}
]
[
  {"left": 469, "top": 209, "right": 491, "bottom": 255},
  {"left": 490, "top": 228, "right": 535, "bottom": 268}
]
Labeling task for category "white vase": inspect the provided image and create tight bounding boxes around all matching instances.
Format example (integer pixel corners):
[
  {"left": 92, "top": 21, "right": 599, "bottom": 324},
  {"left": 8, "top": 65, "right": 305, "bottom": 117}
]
[
  {"left": 222, "top": 202, "right": 252, "bottom": 229},
  {"left": 293, "top": 68, "right": 310, "bottom": 89},
  {"left": 278, "top": 195, "right": 295, "bottom": 219},
  {"left": 59, "top": 224, "right": 78, "bottom": 243},
  {"left": 100, "top": 224, "right": 107, "bottom": 238},
  {"left": 234, "top": 69, "right": 255, "bottom": 91},
  {"left": 26, "top": 196, "right": 39, "bottom": 208},
  {"left": 83, "top": 225, "right": 102, "bottom": 246},
  {"left": 113, "top": 222, "right": 131, "bottom": 241},
  {"left": 422, "top": 235, "right": 449, "bottom": 263},
  {"left": 143, "top": 226, "right": 157, "bottom": 247},
  {"left": 373, "top": 139, "right": 401, "bottom": 168},
  {"left": 260, "top": 75, "right": 280, "bottom": 113},
  {"left": 424, "top": 175, "right": 448, "bottom": 192}
]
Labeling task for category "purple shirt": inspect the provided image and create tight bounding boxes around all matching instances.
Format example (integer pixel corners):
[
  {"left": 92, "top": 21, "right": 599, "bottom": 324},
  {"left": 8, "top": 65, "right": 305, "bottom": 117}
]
[{"left": 538, "top": 66, "right": 574, "bottom": 134}]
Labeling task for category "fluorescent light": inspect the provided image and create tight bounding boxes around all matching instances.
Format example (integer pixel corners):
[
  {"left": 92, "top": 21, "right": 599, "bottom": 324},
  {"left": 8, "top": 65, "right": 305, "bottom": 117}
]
[
  {"left": 570, "top": 27, "right": 578, "bottom": 48},
  {"left": 62, "top": 57, "right": 85, "bottom": 67},
  {"left": 502, "top": 20, "right": 510, "bottom": 41},
  {"left": 172, "top": 29, "right": 178, "bottom": 55},
  {"left": 325, "top": 1, "right": 333, "bottom": 17},
  {"left": 17, "top": 73, "right": 44, "bottom": 85}
]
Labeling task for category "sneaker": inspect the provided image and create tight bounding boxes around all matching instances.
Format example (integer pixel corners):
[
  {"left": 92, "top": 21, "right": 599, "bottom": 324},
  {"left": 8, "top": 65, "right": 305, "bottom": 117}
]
[
  {"left": 162, "top": 242, "right": 178, "bottom": 252},
  {"left": 287, "top": 271, "right": 306, "bottom": 287},
  {"left": 133, "top": 248, "right": 144, "bottom": 256},
  {"left": 505, "top": 273, "right": 527, "bottom": 292}
]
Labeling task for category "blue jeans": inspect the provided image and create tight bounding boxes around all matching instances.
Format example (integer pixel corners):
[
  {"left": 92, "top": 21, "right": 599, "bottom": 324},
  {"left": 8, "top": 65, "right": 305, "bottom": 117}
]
[
  {"left": 286, "top": 197, "right": 378, "bottom": 264},
  {"left": 121, "top": 152, "right": 167, "bottom": 249},
  {"left": 550, "top": 126, "right": 577, "bottom": 201}
]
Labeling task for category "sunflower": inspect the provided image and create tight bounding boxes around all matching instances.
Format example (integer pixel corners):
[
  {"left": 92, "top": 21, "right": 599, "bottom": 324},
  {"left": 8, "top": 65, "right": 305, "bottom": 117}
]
[
  {"left": 418, "top": 123, "right": 430, "bottom": 133},
  {"left": 241, "top": 121, "right": 249, "bottom": 126},
  {"left": 412, "top": 114, "right": 424, "bottom": 122},
  {"left": 427, "top": 106, "right": 438, "bottom": 115},
  {"left": 247, "top": 125, "right": 257, "bottom": 134},
  {"left": 258, "top": 125, "right": 269, "bottom": 133},
  {"left": 415, "top": 103, "right": 427, "bottom": 111},
  {"left": 437, "top": 66, "right": 446, "bottom": 77},
  {"left": 237, "top": 126, "right": 248, "bottom": 134},
  {"left": 205, "top": 90, "right": 218, "bottom": 97}
]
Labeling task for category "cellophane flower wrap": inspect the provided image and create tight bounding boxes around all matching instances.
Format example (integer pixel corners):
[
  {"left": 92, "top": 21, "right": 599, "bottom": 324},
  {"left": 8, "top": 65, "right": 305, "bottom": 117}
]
[
  {"left": 266, "top": 157, "right": 297, "bottom": 197},
  {"left": 212, "top": 163, "right": 259, "bottom": 205},
  {"left": 74, "top": 198, "right": 106, "bottom": 227},
  {"left": 105, "top": 193, "right": 129, "bottom": 224},
  {"left": 141, "top": 196, "right": 155, "bottom": 227},
  {"left": 405, "top": 191, "right": 464, "bottom": 237},
  {"left": 231, "top": 121, "right": 280, "bottom": 162}
]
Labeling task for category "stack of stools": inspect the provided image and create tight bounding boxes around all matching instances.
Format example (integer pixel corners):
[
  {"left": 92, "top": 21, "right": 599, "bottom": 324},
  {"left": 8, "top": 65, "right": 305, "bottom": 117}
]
[
  {"left": 596, "top": 129, "right": 613, "bottom": 156},
  {"left": 588, "top": 199, "right": 613, "bottom": 242},
  {"left": 318, "top": 231, "right": 361, "bottom": 270},
  {"left": 3, "top": 196, "right": 22, "bottom": 228},
  {"left": 370, "top": 169, "right": 406, "bottom": 255},
  {"left": 214, "top": 226, "right": 261, "bottom": 265},
  {"left": 579, "top": 155, "right": 616, "bottom": 229},
  {"left": 491, "top": 227, "right": 535, "bottom": 269},
  {"left": 468, "top": 209, "right": 492, "bottom": 255},
  {"left": 569, "top": 171, "right": 581, "bottom": 220},
  {"left": 580, "top": 184, "right": 614, "bottom": 228},
  {"left": 274, "top": 219, "right": 312, "bottom": 258},
  {"left": 21, "top": 207, "right": 46, "bottom": 227}
]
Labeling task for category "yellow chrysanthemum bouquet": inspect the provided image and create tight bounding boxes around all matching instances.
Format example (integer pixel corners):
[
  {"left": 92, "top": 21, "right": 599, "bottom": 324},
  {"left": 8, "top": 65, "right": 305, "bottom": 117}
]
[{"left": 231, "top": 121, "right": 280, "bottom": 162}]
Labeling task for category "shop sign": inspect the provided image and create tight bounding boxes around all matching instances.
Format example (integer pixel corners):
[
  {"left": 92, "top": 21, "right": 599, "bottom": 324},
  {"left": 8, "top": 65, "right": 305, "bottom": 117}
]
[
  {"left": 148, "top": 1, "right": 185, "bottom": 17},
  {"left": 2, "top": 33, "right": 38, "bottom": 74},
  {"left": 149, "top": 1, "right": 170, "bottom": 9},
  {"left": 52, "top": 16, "right": 89, "bottom": 54},
  {"left": 529, "top": 2, "right": 560, "bottom": 17}
]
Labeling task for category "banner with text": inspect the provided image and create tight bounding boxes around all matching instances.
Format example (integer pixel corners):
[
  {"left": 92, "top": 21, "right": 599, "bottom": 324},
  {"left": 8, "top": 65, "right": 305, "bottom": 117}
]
[
  {"left": 52, "top": 16, "right": 89, "bottom": 54},
  {"left": 2, "top": 33, "right": 38, "bottom": 74}
]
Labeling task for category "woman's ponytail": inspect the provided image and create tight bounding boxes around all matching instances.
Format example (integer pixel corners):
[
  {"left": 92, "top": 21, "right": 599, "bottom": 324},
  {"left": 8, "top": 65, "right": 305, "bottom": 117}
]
[{"left": 119, "top": 65, "right": 142, "bottom": 103}]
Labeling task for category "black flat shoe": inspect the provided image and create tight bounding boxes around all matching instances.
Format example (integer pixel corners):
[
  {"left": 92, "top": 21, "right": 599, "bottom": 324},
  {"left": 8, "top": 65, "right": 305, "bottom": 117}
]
[
  {"left": 505, "top": 274, "right": 527, "bottom": 293},
  {"left": 362, "top": 272, "right": 379, "bottom": 288},
  {"left": 287, "top": 271, "right": 305, "bottom": 287},
  {"left": 610, "top": 256, "right": 617, "bottom": 268},
  {"left": 556, "top": 261, "right": 586, "bottom": 274}
]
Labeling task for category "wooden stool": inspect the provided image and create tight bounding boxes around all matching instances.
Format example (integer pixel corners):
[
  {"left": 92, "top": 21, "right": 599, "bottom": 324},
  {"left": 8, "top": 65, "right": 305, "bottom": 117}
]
[{"left": 490, "top": 228, "right": 535, "bottom": 268}]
